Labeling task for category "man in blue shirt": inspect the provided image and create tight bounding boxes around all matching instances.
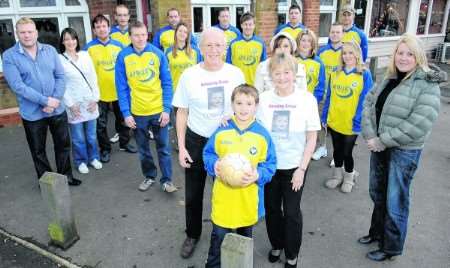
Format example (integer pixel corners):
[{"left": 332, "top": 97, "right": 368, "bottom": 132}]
[{"left": 3, "top": 17, "right": 81, "bottom": 186}]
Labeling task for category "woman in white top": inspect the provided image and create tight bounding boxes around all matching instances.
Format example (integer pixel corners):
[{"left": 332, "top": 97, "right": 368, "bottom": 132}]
[
  {"left": 254, "top": 32, "right": 306, "bottom": 93},
  {"left": 257, "top": 53, "right": 320, "bottom": 268},
  {"left": 59, "top": 27, "right": 102, "bottom": 174}
]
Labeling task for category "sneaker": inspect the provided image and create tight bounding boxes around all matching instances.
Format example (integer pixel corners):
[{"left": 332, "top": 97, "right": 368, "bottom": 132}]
[
  {"left": 109, "top": 133, "right": 119, "bottom": 143},
  {"left": 78, "top": 163, "right": 89, "bottom": 174},
  {"left": 138, "top": 178, "right": 155, "bottom": 191},
  {"left": 162, "top": 182, "right": 178, "bottom": 193},
  {"left": 90, "top": 159, "right": 103, "bottom": 170},
  {"left": 100, "top": 151, "right": 111, "bottom": 163},
  {"left": 330, "top": 159, "right": 335, "bottom": 167},
  {"left": 312, "top": 146, "right": 327, "bottom": 160},
  {"left": 180, "top": 237, "right": 198, "bottom": 259}
]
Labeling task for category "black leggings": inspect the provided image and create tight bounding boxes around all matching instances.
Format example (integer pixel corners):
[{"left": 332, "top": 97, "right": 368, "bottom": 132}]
[{"left": 329, "top": 127, "right": 357, "bottom": 173}]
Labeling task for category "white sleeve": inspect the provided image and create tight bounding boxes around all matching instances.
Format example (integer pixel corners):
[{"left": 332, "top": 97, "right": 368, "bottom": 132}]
[
  {"left": 254, "top": 62, "right": 264, "bottom": 93},
  {"left": 59, "top": 57, "right": 75, "bottom": 107},
  {"left": 83, "top": 52, "right": 100, "bottom": 102},
  {"left": 296, "top": 63, "right": 307, "bottom": 91},
  {"left": 306, "top": 94, "right": 321, "bottom": 131},
  {"left": 172, "top": 70, "right": 189, "bottom": 108}
]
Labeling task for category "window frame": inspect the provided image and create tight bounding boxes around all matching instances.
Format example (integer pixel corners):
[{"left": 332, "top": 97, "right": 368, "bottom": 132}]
[{"left": 318, "top": 0, "right": 338, "bottom": 43}]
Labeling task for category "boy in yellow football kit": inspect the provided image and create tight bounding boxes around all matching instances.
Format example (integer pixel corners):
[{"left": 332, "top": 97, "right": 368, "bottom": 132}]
[{"left": 203, "top": 85, "right": 276, "bottom": 268}]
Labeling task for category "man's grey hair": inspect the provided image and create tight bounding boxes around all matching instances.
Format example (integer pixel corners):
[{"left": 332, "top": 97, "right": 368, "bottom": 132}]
[{"left": 198, "top": 27, "right": 226, "bottom": 47}]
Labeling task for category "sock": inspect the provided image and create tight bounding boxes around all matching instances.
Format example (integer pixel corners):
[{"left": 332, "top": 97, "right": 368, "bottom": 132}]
[
  {"left": 271, "top": 249, "right": 281, "bottom": 256},
  {"left": 287, "top": 258, "right": 297, "bottom": 265}
]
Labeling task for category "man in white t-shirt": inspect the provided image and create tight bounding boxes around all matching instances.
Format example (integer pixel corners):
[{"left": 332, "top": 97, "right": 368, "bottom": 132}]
[{"left": 172, "top": 27, "right": 245, "bottom": 259}]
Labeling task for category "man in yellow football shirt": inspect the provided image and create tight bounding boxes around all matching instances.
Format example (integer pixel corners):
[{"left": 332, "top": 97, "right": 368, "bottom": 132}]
[{"left": 84, "top": 14, "right": 136, "bottom": 163}]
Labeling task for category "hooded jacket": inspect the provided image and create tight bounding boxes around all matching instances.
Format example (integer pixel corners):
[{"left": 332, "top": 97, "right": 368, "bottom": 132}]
[{"left": 362, "top": 64, "right": 446, "bottom": 149}]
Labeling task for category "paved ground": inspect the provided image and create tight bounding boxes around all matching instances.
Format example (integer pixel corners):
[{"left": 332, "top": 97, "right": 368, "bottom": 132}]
[{"left": 0, "top": 64, "right": 449, "bottom": 268}]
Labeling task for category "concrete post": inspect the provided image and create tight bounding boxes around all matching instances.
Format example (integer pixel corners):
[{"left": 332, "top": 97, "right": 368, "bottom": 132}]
[
  {"left": 39, "top": 172, "right": 79, "bottom": 250},
  {"left": 221, "top": 233, "right": 253, "bottom": 268}
]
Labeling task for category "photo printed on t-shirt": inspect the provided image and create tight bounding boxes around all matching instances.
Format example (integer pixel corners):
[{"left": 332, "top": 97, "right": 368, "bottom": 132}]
[
  {"left": 272, "top": 110, "right": 290, "bottom": 139},
  {"left": 207, "top": 86, "right": 225, "bottom": 115}
]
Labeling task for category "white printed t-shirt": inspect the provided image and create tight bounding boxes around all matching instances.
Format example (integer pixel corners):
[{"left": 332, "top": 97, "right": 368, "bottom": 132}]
[
  {"left": 172, "top": 63, "right": 245, "bottom": 138},
  {"left": 257, "top": 89, "right": 321, "bottom": 169}
]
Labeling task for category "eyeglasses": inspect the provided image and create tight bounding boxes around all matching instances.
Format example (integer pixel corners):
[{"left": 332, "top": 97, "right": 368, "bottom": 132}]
[{"left": 202, "top": 43, "right": 225, "bottom": 50}]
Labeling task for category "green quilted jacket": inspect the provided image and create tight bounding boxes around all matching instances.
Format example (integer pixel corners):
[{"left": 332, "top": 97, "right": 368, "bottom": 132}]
[{"left": 362, "top": 65, "right": 446, "bottom": 149}]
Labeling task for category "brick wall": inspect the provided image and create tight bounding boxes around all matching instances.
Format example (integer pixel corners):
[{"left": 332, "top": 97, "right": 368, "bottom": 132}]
[
  {"left": 86, "top": 0, "right": 138, "bottom": 27},
  {"left": 0, "top": 75, "right": 20, "bottom": 127},
  {"left": 303, "top": 0, "right": 320, "bottom": 34},
  {"left": 151, "top": 0, "right": 192, "bottom": 35},
  {"left": 254, "top": 0, "right": 279, "bottom": 53}
]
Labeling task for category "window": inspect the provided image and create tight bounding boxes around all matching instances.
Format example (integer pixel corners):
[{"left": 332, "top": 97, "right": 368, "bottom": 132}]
[
  {"left": 68, "top": 16, "right": 86, "bottom": 47},
  {"left": 428, "top": 0, "right": 446, "bottom": 34},
  {"left": 354, "top": 0, "right": 368, "bottom": 30},
  {"left": 65, "top": 0, "right": 81, "bottom": 6},
  {"left": 0, "top": 0, "right": 91, "bottom": 54},
  {"left": 0, "top": 0, "right": 10, "bottom": 7},
  {"left": 20, "top": 0, "right": 56, "bottom": 7},
  {"left": 319, "top": 0, "right": 337, "bottom": 38},
  {"left": 277, "top": 0, "right": 289, "bottom": 26},
  {"left": 192, "top": 6, "right": 204, "bottom": 34},
  {"left": 370, "top": 0, "right": 409, "bottom": 37},
  {"left": 0, "top": 19, "right": 14, "bottom": 54},
  {"left": 417, "top": 0, "right": 430, "bottom": 35},
  {"left": 235, "top": 6, "right": 245, "bottom": 32}
]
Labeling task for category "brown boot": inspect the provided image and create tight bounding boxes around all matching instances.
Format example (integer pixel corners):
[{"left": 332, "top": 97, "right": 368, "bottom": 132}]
[
  {"left": 341, "top": 170, "right": 356, "bottom": 193},
  {"left": 325, "top": 167, "right": 343, "bottom": 189}
]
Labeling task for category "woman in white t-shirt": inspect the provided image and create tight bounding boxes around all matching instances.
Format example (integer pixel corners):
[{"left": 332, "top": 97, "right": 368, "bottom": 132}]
[
  {"left": 59, "top": 27, "right": 102, "bottom": 174},
  {"left": 257, "top": 53, "right": 320, "bottom": 268}
]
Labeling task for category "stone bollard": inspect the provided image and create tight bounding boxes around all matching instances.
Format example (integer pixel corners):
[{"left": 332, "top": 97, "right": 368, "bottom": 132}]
[
  {"left": 39, "top": 172, "right": 79, "bottom": 250},
  {"left": 221, "top": 233, "right": 253, "bottom": 268}
]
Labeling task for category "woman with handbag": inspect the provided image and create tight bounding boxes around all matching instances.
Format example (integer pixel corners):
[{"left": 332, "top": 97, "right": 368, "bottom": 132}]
[{"left": 59, "top": 27, "right": 102, "bottom": 174}]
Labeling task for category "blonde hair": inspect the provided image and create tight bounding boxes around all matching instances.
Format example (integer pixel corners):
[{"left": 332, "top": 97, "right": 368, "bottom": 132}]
[
  {"left": 339, "top": 41, "right": 365, "bottom": 73},
  {"left": 296, "top": 29, "right": 318, "bottom": 57},
  {"left": 15, "top": 17, "right": 35, "bottom": 30},
  {"left": 386, "top": 33, "right": 429, "bottom": 79},
  {"left": 269, "top": 52, "right": 298, "bottom": 77}
]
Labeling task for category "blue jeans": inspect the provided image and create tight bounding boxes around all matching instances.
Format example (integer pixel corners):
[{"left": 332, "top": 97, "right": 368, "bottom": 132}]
[
  {"left": 205, "top": 223, "right": 253, "bottom": 268},
  {"left": 69, "top": 119, "right": 99, "bottom": 167},
  {"left": 134, "top": 114, "right": 172, "bottom": 184},
  {"left": 368, "top": 148, "right": 422, "bottom": 255}
]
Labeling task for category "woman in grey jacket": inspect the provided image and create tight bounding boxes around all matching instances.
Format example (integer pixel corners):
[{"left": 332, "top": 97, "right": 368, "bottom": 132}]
[{"left": 360, "top": 34, "right": 446, "bottom": 261}]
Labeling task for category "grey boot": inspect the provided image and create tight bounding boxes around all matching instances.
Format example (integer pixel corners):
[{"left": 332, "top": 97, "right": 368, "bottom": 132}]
[
  {"left": 341, "top": 170, "right": 356, "bottom": 193},
  {"left": 325, "top": 167, "right": 343, "bottom": 189}
]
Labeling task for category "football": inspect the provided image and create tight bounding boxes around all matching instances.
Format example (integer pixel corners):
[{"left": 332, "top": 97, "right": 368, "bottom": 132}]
[{"left": 219, "top": 153, "right": 252, "bottom": 188}]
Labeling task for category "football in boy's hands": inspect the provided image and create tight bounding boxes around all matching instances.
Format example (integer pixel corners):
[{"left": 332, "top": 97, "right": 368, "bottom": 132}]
[{"left": 219, "top": 153, "right": 252, "bottom": 188}]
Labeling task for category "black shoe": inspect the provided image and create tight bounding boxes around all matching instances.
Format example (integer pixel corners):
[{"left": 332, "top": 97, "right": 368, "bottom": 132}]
[
  {"left": 180, "top": 237, "right": 198, "bottom": 259},
  {"left": 358, "top": 235, "right": 379, "bottom": 245},
  {"left": 68, "top": 178, "right": 82, "bottom": 186},
  {"left": 119, "top": 144, "right": 137, "bottom": 153},
  {"left": 268, "top": 250, "right": 281, "bottom": 263},
  {"left": 100, "top": 151, "right": 110, "bottom": 163},
  {"left": 366, "top": 250, "right": 396, "bottom": 262}
]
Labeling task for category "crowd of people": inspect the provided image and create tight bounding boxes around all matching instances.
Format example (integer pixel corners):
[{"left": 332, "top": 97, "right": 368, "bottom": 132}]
[{"left": 1, "top": 3, "right": 445, "bottom": 268}]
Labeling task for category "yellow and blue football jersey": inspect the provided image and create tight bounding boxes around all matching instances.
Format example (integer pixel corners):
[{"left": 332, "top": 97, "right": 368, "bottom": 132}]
[
  {"left": 274, "top": 23, "right": 306, "bottom": 40},
  {"left": 84, "top": 38, "right": 123, "bottom": 102},
  {"left": 110, "top": 25, "right": 131, "bottom": 47},
  {"left": 165, "top": 45, "right": 202, "bottom": 90},
  {"left": 297, "top": 55, "right": 325, "bottom": 103}
]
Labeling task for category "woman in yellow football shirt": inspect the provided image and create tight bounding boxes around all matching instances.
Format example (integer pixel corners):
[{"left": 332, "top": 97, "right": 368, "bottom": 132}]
[
  {"left": 321, "top": 41, "right": 373, "bottom": 193},
  {"left": 165, "top": 22, "right": 202, "bottom": 91}
]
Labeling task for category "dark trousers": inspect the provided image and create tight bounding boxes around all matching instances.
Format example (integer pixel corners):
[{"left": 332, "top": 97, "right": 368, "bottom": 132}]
[
  {"left": 329, "top": 127, "right": 358, "bottom": 172},
  {"left": 264, "top": 168, "right": 307, "bottom": 260},
  {"left": 205, "top": 224, "right": 253, "bottom": 268},
  {"left": 184, "top": 128, "right": 208, "bottom": 239},
  {"left": 134, "top": 114, "right": 172, "bottom": 184},
  {"left": 368, "top": 148, "right": 421, "bottom": 255},
  {"left": 22, "top": 112, "right": 73, "bottom": 180},
  {"left": 97, "top": 100, "right": 130, "bottom": 152}
]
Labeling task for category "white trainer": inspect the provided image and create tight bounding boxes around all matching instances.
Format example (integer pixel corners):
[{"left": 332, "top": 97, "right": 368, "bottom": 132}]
[
  {"left": 330, "top": 159, "right": 335, "bottom": 167},
  {"left": 78, "top": 163, "right": 89, "bottom": 174},
  {"left": 109, "top": 133, "right": 119, "bottom": 143},
  {"left": 312, "top": 146, "right": 327, "bottom": 160},
  {"left": 138, "top": 178, "right": 155, "bottom": 191},
  {"left": 90, "top": 159, "right": 103, "bottom": 170}
]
